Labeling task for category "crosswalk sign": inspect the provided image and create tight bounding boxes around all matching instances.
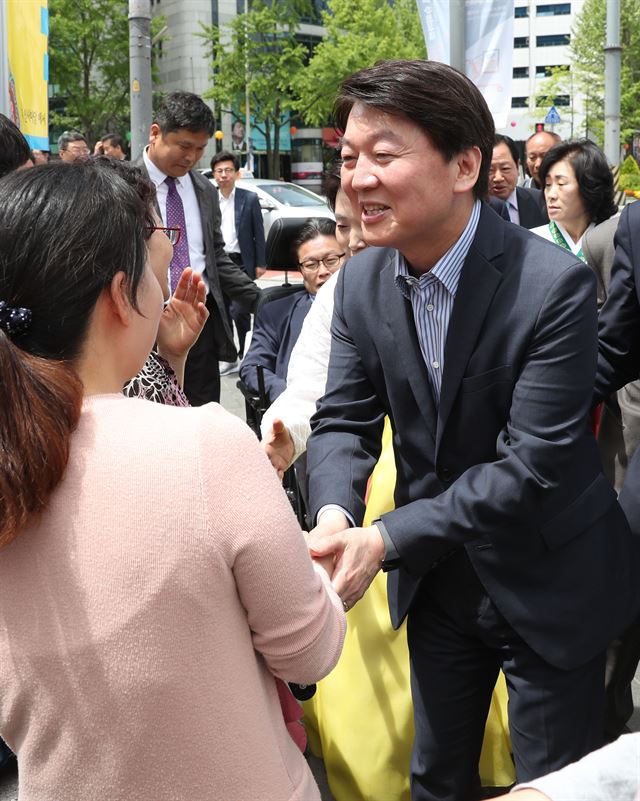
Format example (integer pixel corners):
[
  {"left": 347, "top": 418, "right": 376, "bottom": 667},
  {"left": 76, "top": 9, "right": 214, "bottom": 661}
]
[{"left": 545, "top": 106, "right": 562, "bottom": 125}]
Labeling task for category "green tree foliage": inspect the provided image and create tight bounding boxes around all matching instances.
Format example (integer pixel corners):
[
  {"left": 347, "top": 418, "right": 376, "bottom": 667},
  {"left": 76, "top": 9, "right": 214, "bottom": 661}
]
[
  {"left": 201, "top": 0, "right": 308, "bottom": 178},
  {"left": 568, "top": 0, "right": 640, "bottom": 149},
  {"left": 293, "top": 0, "right": 427, "bottom": 127},
  {"left": 49, "top": 0, "right": 165, "bottom": 146},
  {"left": 618, "top": 153, "right": 640, "bottom": 191}
]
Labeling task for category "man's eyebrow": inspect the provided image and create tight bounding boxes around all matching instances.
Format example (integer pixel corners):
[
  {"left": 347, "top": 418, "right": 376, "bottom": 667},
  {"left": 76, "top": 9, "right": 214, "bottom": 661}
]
[{"left": 340, "top": 128, "right": 403, "bottom": 148}]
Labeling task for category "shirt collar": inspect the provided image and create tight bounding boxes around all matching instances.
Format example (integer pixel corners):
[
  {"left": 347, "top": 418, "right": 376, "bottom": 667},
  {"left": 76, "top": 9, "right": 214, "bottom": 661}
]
[
  {"left": 507, "top": 188, "right": 518, "bottom": 210},
  {"left": 143, "top": 147, "right": 188, "bottom": 189},
  {"left": 218, "top": 185, "right": 235, "bottom": 203},
  {"left": 395, "top": 199, "right": 482, "bottom": 299}
]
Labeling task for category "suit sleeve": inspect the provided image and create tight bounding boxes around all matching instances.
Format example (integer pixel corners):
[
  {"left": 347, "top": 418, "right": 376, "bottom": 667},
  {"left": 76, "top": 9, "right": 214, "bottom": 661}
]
[
  {"left": 239, "top": 306, "right": 286, "bottom": 401},
  {"left": 595, "top": 204, "right": 640, "bottom": 403},
  {"left": 307, "top": 269, "right": 387, "bottom": 526},
  {"left": 250, "top": 193, "right": 266, "bottom": 267}
]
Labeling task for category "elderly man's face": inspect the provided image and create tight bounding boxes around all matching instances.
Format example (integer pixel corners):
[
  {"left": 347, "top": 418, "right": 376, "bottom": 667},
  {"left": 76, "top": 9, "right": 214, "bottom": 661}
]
[
  {"left": 340, "top": 103, "right": 464, "bottom": 268},
  {"left": 60, "top": 141, "right": 89, "bottom": 162},
  {"left": 489, "top": 142, "right": 518, "bottom": 200},
  {"left": 526, "top": 132, "right": 558, "bottom": 186}
]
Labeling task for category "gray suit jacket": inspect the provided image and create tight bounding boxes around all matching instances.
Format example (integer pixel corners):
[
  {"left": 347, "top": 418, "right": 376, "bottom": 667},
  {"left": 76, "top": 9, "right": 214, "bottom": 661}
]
[{"left": 138, "top": 160, "right": 261, "bottom": 361}]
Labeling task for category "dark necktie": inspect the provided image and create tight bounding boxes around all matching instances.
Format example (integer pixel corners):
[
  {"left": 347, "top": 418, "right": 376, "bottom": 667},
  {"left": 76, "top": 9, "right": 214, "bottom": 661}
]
[{"left": 164, "top": 176, "right": 191, "bottom": 291}]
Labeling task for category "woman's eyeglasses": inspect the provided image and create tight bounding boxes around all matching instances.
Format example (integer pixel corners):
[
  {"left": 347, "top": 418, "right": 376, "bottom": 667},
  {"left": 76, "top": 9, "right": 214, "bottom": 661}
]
[
  {"left": 146, "top": 226, "right": 181, "bottom": 245},
  {"left": 298, "top": 253, "right": 345, "bottom": 272}
]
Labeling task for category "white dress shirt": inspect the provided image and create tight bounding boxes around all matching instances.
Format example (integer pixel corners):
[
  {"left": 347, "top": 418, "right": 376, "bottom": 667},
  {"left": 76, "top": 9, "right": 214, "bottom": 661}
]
[
  {"left": 505, "top": 189, "right": 520, "bottom": 225},
  {"left": 143, "top": 148, "right": 208, "bottom": 290},
  {"left": 218, "top": 187, "right": 241, "bottom": 255}
]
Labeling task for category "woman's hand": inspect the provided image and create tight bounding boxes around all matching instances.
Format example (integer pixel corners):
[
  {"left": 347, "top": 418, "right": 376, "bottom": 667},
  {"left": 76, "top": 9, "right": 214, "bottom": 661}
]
[{"left": 156, "top": 268, "right": 208, "bottom": 386}]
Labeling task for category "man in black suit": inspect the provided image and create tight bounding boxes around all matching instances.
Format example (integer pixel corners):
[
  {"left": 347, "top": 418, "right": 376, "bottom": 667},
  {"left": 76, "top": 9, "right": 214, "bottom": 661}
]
[
  {"left": 305, "top": 60, "right": 638, "bottom": 801},
  {"left": 212, "top": 150, "right": 266, "bottom": 364},
  {"left": 140, "top": 92, "right": 260, "bottom": 404},
  {"left": 489, "top": 134, "right": 548, "bottom": 229}
]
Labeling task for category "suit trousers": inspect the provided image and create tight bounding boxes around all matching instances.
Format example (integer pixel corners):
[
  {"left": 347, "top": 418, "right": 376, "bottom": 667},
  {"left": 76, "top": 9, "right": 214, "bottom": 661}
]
[
  {"left": 225, "top": 252, "right": 252, "bottom": 357},
  {"left": 183, "top": 294, "right": 221, "bottom": 406},
  {"left": 407, "top": 550, "right": 605, "bottom": 801}
]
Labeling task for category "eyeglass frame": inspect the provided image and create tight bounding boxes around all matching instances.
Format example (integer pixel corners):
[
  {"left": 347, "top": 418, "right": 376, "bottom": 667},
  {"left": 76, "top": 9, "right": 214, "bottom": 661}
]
[
  {"left": 145, "top": 225, "right": 181, "bottom": 245},
  {"left": 298, "top": 253, "right": 345, "bottom": 272},
  {"left": 213, "top": 167, "right": 236, "bottom": 176}
]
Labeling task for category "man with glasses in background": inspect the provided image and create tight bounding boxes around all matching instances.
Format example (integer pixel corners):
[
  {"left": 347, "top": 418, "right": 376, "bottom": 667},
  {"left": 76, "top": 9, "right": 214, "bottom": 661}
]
[
  {"left": 239, "top": 218, "right": 343, "bottom": 403},
  {"left": 212, "top": 150, "right": 266, "bottom": 374},
  {"left": 58, "top": 131, "right": 89, "bottom": 162}
]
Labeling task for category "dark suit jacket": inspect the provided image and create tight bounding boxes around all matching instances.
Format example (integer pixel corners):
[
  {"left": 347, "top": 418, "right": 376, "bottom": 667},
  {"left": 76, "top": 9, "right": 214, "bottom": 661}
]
[
  {"left": 307, "top": 203, "right": 638, "bottom": 671},
  {"left": 239, "top": 290, "right": 313, "bottom": 402},
  {"left": 234, "top": 187, "right": 266, "bottom": 279},
  {"left": 595, "top": 202, "right": 640, "bottom": 528},
  {"left": 516, "top": 185, "right": 548, "bottom": 228},
  {"left": 137, "top": 159, "right": 261, "bottom": 361}
]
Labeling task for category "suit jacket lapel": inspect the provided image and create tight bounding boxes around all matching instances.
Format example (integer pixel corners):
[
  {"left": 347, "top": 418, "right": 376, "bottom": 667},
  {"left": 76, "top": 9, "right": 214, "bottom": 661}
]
[
  {"left": 381, "top": 253, "right": 437, "bottom": 443},
  {"left": 234, "top": 189, "right": 245, "bottom": 233},
  {"left": 436, "top": 207, "right": 504, "bottom": 452}
]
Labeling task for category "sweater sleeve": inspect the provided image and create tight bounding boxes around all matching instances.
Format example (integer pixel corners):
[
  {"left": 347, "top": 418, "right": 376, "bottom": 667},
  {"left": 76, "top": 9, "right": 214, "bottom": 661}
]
[
  {"left": 512, "top": 733, "right": 640, "bottom": 801},
  {"left": 195, "top": 405, "right": 346, "bottom": 684}
]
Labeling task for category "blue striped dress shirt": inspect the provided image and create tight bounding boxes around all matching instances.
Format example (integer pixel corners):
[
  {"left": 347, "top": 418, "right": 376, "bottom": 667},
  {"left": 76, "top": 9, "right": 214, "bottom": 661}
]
[{"left": 394, "top": 200, "right": 481, "bottom": 404}]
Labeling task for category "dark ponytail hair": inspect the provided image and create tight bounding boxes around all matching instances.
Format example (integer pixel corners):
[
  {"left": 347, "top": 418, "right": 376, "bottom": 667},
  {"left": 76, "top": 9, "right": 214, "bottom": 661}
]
[{"left": 0, "top": 160, "right": 152, "bottom": 547}]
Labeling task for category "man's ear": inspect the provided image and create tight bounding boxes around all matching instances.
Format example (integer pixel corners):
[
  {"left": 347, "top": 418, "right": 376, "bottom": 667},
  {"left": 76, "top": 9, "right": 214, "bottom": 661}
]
[
  {"left": 453, "top": 146, "right": 483, "bottom": 195},
  {"left": 107, "top": 271, "right": 133, "bottom": 327},
  {"left": 149, "top": 123, "right": 161, "bottom": 146}
]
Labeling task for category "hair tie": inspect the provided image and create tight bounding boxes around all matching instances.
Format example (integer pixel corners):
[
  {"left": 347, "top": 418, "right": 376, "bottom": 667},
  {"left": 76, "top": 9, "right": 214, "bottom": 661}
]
[{"left": 0, "top": 300, "right": 32, "bottom": 337}]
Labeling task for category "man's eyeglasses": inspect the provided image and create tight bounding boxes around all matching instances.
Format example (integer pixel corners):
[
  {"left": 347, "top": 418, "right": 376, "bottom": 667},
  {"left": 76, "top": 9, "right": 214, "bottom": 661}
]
[
  {"left": 213, "top": 167, "right": 235, "bottom": 176},
  {"left": 146, "top": 225, "right": 181, "bottom": 245},
  {"left": 298, "top": 253, "right": 345, "bottom": 272}
]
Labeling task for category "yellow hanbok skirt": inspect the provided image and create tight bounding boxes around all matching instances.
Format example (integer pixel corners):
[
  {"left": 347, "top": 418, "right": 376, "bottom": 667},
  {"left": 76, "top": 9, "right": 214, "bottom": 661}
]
[{"left": 304, "top": 419, "right": 514, "bottom": 801}]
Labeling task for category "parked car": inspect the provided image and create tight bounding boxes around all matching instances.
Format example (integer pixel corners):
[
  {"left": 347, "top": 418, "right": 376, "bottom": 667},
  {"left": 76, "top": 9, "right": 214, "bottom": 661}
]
[{"left": 202, "top": 172, "right": 334, "bottom": 237}]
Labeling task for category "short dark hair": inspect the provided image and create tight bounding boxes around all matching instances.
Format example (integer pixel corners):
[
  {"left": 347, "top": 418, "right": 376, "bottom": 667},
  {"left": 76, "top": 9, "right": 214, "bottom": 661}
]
[
  {"left": 90, "top": 155, "right": 157, "bottom": 234},
  {"left": 538, "top": 139, "right": 617, "bottom": 225},
  {"left": 494, "top": 134, "right": 519, "bottom": 166},
  {"left": 321, "top": 170, "right": 341, "bottom": 212},
  {"left": 0, "top": 159, "right": 153, "bottom": 546},
  {"left": 58, "top": 130, "right": 87, "bottom": 151},
  {"left": 334, "top": 59, "right": 495, "bottom": 200},
  {"left": 101, "top": 132, "right": 126, "bottom": 151},
  {"left": 0, "top": 114, "right": 32, "bottom": 178},
  {"left": 154, "top": 91, "right": 215, "bottom": 137},
  {"left": 293, "top": 218, "right": 337, "bottom": 258},
  {"left": 211, "top": 151, "right": 240, "bottom": 172}
]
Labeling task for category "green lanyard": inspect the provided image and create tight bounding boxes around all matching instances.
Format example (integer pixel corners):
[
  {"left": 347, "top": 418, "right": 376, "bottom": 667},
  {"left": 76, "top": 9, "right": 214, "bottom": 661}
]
[{"left": 548, "top": 221, "right": 587, "bottom": 264}]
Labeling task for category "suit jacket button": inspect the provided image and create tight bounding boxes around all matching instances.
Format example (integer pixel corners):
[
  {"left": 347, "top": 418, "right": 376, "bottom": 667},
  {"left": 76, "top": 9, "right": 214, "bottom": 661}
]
[{"left": 439, "top": 467, "right": 453, "bottom": 482}]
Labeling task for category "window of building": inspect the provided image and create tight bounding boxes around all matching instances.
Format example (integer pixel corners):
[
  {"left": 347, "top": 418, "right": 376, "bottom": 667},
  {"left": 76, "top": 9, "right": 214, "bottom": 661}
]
[
  {"left": 513, "top": 67, "right": 529, "bottom": 78},
  {"left": 536, "top": 34, "right": 571, "bottom": 47},
  {"left": 537, "top": 3, "right": 571, "bottom": 15},
  {"left": 512, "top": 97, "right": 529, "bottom": 108},
  {"left": 515, "top": 6, "right": 529, "bottom": 17},
  {"left": 536, "top": 94, "right": 571, "bottom": 107},
  {"left": 514, "top": 36, "right": 530, "bottom": 48},
  {"left": 536, "top": 64, "right": 564, "bottom": 77}
]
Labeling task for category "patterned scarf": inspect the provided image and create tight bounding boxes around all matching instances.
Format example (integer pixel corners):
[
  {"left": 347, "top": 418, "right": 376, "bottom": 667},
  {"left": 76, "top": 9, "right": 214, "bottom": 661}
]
[{"left": 548, "top": 220, "right": 587, "bottom": 264}]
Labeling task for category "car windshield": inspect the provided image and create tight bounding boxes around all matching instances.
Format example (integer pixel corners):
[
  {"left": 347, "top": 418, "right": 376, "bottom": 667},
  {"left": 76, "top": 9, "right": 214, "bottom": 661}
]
[{"left": 256, "top": 183, "right": 325, "bottom": 207}]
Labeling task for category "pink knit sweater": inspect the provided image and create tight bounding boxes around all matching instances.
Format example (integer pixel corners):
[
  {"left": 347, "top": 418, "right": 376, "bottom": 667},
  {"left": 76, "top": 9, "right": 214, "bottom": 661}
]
[{"left": 0, "top": 395, "right": 345, "bottom": 800}]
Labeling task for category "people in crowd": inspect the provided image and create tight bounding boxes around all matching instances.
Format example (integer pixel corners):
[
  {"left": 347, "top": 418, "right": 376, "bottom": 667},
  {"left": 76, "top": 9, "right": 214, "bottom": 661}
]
[
  {"left": 57, "top": 130, "right": 90, "bottom": 162},
  {"left": 524, "top": 129, "right": 561, "bottom": 189},
  {"left": 30, "top": 149, "right": 49, "bottom": 165},
  {"left": 304, "top": 58, "right": 638, "bottom": 801},
  {"left": 211, "top": 149, "right": 266, "bottom": 372},
  {"left": 0, "top": 159, "right": 345, "bottom": 800},
  {"left": 94, "top": 132, "right": 127, "bottom": 160},
  {"left": 139, "top": 91, "right": 260, "bottom": 405},
  {"left": 488, "top": 134, "right": 548, "bottom": 228},
  {"left": 240, "top": 218, "right": 344, "bottom": 402},
  {"left": 0, "top": 114, "right": 33, "bottom": 177},
  {"left": 531, "top": 138, "right": 617, "bottom": 259}
]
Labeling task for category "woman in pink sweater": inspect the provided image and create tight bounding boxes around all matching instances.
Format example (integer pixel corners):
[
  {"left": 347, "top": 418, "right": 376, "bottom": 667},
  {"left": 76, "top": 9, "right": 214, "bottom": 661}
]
[{"left": 0, "top": 160, "right": 345, "bottom": 801}]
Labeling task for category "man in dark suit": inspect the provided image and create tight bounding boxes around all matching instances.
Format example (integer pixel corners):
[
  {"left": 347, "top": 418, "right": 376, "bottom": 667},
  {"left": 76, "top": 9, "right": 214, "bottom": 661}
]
[
  {"left": 305, "top": 60, "right": 639, "bottom": 801},
  {"left": 489, "top": 134, "right": 548, "bottom": 229},
  {"left": 593, "top": 201, "right": 640, "bottom": 740},
  {"left": 212, "top": 150, "right": 266, "bottom": 364},
  {"left": 140, "top": 92, "right": 260, "bottom": 405}
]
